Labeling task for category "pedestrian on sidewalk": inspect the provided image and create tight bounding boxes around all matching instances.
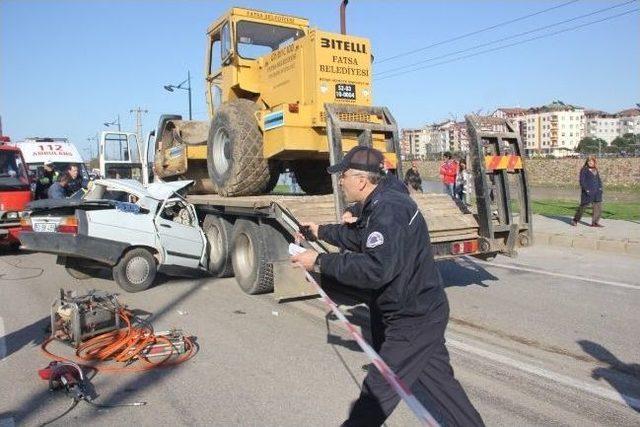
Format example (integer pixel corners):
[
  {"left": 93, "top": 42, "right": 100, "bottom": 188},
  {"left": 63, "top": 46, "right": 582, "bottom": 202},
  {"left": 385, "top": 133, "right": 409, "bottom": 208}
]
[
  {"left": 572, "top": 155, "right": 604, "bottom": 227},
  {"left": 292, "top": 146, "right": 484, "bottom": 427},
  {"left": 439, "top": 152, "right": 458, "bottom": 197}
]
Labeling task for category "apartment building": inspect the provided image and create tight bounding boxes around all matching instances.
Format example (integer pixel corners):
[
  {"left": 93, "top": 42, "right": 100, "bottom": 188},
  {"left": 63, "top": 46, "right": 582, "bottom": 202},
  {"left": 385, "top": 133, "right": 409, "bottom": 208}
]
[
  {"left": 400, "top": 124, "right": 452, "bottom": 158},
  {"left": 585, "top": 110, "right": 619, "bottom": 144},
  {"left": 401, "top": 128, "right": 431, "bottom": 159},
  {"left": 492, "top": 107, "right": 528, "bottom": 135},
  {"left": 617, "top": 108, "right": 640, "bottom": 136},
  {"left": 521, "top": 101, "right": 585, "bottom": 156},
  {"left": 436, "top": 121, "right": 469, "bottom": 153},
  {"left": 404, "top": 105, "right": 637, "bottom": 159}
]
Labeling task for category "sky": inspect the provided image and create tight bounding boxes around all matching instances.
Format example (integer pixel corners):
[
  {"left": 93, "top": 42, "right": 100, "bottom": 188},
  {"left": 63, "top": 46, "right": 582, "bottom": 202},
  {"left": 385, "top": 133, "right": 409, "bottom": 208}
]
[{"left": 1, "top": 0, "right": 638, "bottom": 160}]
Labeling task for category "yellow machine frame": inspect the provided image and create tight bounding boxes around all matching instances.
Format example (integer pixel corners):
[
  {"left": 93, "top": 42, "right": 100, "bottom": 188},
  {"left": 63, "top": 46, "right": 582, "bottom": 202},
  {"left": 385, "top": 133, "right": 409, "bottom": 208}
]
[{"left": 199, "top": 7, "right": 393, "bottom": 164}]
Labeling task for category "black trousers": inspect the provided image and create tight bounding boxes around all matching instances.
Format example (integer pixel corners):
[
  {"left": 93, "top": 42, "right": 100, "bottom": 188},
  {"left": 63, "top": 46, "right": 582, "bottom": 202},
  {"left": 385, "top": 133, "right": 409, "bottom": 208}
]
[{"left": 344, "top": 300, "right": 484, "bottom": 427}]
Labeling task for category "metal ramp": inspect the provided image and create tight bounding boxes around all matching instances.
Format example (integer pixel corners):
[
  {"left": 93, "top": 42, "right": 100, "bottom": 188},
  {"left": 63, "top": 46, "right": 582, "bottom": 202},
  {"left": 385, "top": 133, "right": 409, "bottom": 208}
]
[
  {"left": 466, "top": 115, "right": 533, "bottom": 256},
  {"left": 324, "top": 103, "right": 402, "bottom": 220}
]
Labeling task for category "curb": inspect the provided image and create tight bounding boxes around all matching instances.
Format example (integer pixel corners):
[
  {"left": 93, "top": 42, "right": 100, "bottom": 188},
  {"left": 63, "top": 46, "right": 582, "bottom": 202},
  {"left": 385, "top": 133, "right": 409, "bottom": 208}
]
[{"left": 534, "top": 231, "right": 640, "bottom": 258}]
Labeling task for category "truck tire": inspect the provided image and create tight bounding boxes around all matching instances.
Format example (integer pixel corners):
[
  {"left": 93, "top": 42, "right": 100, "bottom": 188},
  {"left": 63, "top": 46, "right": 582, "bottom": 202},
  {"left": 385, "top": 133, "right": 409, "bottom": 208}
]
[
  {"left": 207, "top": 99, "right": 272, "bottom": 196},
  {"left": 112, "top": 248, "right": 157, "bottom": 293},
  {"left": 230, "top": 219, "right": 273, "bottom": 295},
  {"left": 292, "top": 159, "right": 333, "bottom": 195},
  {"left": 64, "top": 258, "right": 93, "bottom": 280},
  {"left": 203, "top": 214, "right": 234, "bottom": 278}
]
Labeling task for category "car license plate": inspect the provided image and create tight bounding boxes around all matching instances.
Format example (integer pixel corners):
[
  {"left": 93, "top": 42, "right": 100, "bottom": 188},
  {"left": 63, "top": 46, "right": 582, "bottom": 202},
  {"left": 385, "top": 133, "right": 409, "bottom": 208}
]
[{"left": 33, "top": 222, "right": 58, "bottom": 233}]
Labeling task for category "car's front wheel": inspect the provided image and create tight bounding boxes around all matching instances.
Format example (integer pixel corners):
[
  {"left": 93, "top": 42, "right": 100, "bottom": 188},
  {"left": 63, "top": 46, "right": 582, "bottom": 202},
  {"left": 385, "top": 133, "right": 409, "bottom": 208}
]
[{"left": 112, "top": 248, "right": 157, "bottom": 292}]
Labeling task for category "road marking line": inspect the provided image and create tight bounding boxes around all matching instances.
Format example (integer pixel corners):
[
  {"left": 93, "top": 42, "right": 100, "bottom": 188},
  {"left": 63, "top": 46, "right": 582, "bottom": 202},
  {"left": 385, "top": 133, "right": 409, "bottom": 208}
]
[
  {"left": 448, "top": 338, "right": 640, "bottom": 410},
  {"left": 0, "top": 316, "right": 6, "bottom": 361},
  {"left": 469, "top": 258, "right": 640, "bottom": 290},
  {"left": 301, "top": 294, "right": 640, "bottom": 411},
  {"left": 0, "top": 418, "right": 15, "bottom": 427}
]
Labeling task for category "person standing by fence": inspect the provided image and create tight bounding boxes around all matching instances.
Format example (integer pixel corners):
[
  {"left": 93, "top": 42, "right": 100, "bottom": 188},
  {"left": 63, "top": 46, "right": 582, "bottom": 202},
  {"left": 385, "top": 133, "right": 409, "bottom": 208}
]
[
  {"left": 439, "top": 152, "right": 458, "bottom": 197},
  {"left": 455, "top": 160, "right": 472, "bottom": 206},
  {"left": 571, "top": 155, "right": 604, "bottom": 227},
  {"left": 404, "top": 160, "right": 423, "bottom": 193}
]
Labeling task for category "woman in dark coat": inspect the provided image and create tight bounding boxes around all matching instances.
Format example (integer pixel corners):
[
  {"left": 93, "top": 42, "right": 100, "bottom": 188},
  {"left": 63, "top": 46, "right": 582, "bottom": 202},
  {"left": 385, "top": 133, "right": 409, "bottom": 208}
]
[{"left": 571, "top": 155, "right": 604, "bottom": 227}]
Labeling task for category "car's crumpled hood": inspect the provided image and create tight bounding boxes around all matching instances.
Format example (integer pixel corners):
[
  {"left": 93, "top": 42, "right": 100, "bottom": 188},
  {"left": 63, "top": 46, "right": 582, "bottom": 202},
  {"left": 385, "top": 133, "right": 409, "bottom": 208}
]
[{"left": 93, "top": 179, "right": 193, "bottom": 201}]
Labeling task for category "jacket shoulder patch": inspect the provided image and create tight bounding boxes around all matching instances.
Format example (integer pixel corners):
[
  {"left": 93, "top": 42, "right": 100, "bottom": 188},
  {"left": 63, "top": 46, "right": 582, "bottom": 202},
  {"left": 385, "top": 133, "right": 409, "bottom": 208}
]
[{"left": 366, "top": 231, "right": 384, "bottom": 248}]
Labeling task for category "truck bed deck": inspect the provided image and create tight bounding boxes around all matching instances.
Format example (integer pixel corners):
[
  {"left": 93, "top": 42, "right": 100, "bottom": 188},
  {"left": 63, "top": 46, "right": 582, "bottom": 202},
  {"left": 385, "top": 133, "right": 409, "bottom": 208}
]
[{"left": 187, "top": 192, "right": 478, "bottom": 243}]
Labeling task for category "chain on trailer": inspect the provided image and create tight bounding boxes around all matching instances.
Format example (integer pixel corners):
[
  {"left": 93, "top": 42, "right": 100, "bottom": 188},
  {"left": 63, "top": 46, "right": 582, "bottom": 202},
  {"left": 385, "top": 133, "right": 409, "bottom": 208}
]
[{"left": 466, "top": 115, "right": 533, "bottom": 256}]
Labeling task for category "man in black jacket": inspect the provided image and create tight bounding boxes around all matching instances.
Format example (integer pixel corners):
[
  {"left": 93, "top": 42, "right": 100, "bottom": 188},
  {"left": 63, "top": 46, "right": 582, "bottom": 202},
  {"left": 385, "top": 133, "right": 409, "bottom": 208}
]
[
  {"left": 65, "top": 164, "right": 87, "bottom": 196},
  {"left": 292, "top": 146, "right": 483, "bottom": 426},
  {"left": 404, "top": 160, "right": 423, "bottom": 192}
]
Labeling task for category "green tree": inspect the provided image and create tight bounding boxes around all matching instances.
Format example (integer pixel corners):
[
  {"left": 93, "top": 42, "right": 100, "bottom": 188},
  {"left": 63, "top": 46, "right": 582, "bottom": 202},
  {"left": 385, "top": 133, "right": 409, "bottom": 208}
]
[
  {"left": 611, "top": 134, "right": 638, "bottom": 151},
  {"left": 576, "top": 137, "right": 605, "bottom": 154}
]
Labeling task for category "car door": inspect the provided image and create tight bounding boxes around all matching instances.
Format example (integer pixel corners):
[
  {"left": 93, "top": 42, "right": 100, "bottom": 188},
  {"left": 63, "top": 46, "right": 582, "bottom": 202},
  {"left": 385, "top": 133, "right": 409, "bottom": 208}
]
[{"left": 155, "top": 198, "right": 205, "bottom": 269}]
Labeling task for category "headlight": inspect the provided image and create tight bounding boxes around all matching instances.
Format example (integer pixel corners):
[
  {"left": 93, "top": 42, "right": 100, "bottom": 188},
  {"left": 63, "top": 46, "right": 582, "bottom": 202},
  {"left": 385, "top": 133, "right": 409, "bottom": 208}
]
[{"left": 6, "top": 212, "right": 18, "bottom": 219}]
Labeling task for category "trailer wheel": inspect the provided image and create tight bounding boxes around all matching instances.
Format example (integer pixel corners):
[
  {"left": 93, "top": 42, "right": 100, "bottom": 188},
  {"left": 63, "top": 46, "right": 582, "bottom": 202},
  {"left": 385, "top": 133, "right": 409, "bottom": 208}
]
[
  {"left": 231, "top": 219, "right": 273, "bottom": 295},
  {"left": 203, "top": 214, "right": 234, "bottom": 277},
  {"left": 207, "top": 99, "right": 273, "bottom": 196},
  {"left": 292, "top": 159, "right": 333, "bottom": 195},
  {"left": 112, "top": 248, "right": 157, "bottom": 293}
]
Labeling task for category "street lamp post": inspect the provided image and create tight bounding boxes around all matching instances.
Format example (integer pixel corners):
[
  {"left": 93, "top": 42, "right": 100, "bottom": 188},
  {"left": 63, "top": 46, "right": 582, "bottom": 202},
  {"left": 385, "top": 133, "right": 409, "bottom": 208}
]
[
  {"left": 103, "top": 115, "right": 121, "bottom": 131},
  {"left": 164, "top": 71, "right": 192, "bottom": 120}
]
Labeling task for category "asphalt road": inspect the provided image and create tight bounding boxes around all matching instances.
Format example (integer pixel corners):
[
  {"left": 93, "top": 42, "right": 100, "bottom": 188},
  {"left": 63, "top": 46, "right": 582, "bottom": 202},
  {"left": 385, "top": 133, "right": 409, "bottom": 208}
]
[{"left": 1, "top": 245, "right": 639, "bottom": 426}]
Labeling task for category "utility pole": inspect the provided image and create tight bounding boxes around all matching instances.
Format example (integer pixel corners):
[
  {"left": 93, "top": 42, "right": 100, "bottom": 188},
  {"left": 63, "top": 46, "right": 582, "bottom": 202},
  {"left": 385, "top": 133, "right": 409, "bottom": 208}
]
[
  {"left": 130, "top": 107, "right": 148, "bottom": 162},
  {"left": 86, "top": 136, "right": 96, "bottom": 159}
]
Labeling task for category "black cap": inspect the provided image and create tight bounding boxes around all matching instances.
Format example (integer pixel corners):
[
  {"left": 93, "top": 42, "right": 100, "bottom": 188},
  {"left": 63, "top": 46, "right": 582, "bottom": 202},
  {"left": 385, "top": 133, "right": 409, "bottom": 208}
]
[{"left": 327, "top": 146, "right": 384, "bottom": 174}]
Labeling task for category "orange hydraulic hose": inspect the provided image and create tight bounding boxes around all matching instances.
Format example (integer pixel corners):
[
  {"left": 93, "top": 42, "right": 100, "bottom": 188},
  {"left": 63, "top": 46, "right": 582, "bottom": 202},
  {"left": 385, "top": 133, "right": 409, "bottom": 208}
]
[{"left": 41, "top": 308, "right": 196, "bottom": 373}]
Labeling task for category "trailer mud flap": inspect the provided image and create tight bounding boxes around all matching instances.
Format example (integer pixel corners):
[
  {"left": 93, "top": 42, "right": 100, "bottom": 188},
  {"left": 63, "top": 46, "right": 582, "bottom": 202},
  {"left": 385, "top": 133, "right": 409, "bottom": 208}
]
[{"left": 272, "top": 260, "right": 318, "bottom": 301}]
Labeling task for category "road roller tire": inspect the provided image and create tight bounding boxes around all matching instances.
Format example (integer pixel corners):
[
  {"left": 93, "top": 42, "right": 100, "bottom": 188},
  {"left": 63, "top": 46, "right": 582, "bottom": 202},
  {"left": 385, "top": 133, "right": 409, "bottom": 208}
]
[
  {"left": 207, "top": 99, "right": 273, "bottom": 196},
  {"left": 292, "top": 159, "right": 333, "bottom": 195}
]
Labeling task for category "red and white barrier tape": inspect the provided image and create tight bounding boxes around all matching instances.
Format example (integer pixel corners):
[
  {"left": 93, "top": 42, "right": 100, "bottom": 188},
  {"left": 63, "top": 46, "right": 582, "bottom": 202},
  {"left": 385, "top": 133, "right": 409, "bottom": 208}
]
[{"left": 289, "top": 244, "right": 440, "bottom": 427}]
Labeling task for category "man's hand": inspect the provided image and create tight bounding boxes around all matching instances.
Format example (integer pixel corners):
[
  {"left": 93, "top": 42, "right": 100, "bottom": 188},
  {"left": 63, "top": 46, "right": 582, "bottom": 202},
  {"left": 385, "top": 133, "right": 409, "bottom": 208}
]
[
  {"left": 295, "top": 222, "right": 319, "bottom": 243},
  {"left": 291, "top": 249, "right": 318, "bottom": 272},
  {"left": 342, "top": 211, "right": 358, "bottom": 224}
]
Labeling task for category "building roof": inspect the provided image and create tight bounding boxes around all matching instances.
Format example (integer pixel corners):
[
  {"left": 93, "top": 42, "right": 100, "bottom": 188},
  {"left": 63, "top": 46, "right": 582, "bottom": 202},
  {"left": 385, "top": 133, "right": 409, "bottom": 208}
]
[
  {"left": 616, "top": 108, "right": 640, "bottom": 117},
  {"left": 584, "top": 109, "right": 615, "bottom": 118},
  {"left": 529, "top": 100, "right": 584, "bottom": 113},
  {"left": 495, "top": 107, "right": 528, "bottom": 115}
]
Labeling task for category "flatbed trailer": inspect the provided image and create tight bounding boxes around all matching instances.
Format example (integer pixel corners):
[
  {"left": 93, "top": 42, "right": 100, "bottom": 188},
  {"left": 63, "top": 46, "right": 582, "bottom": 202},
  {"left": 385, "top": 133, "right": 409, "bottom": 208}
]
[
  {"left": 188, "top": 191, "right": 476, "bottom": 301},
  {"left": 183, "top": 115, "right": 531, "bottom": 301}
]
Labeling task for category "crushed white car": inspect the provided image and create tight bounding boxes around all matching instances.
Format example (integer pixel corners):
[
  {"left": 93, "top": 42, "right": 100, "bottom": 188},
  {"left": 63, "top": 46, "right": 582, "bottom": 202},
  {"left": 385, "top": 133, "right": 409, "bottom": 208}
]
[{"left": 19, "top": 179, "right": 208, "bottom": 292}]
